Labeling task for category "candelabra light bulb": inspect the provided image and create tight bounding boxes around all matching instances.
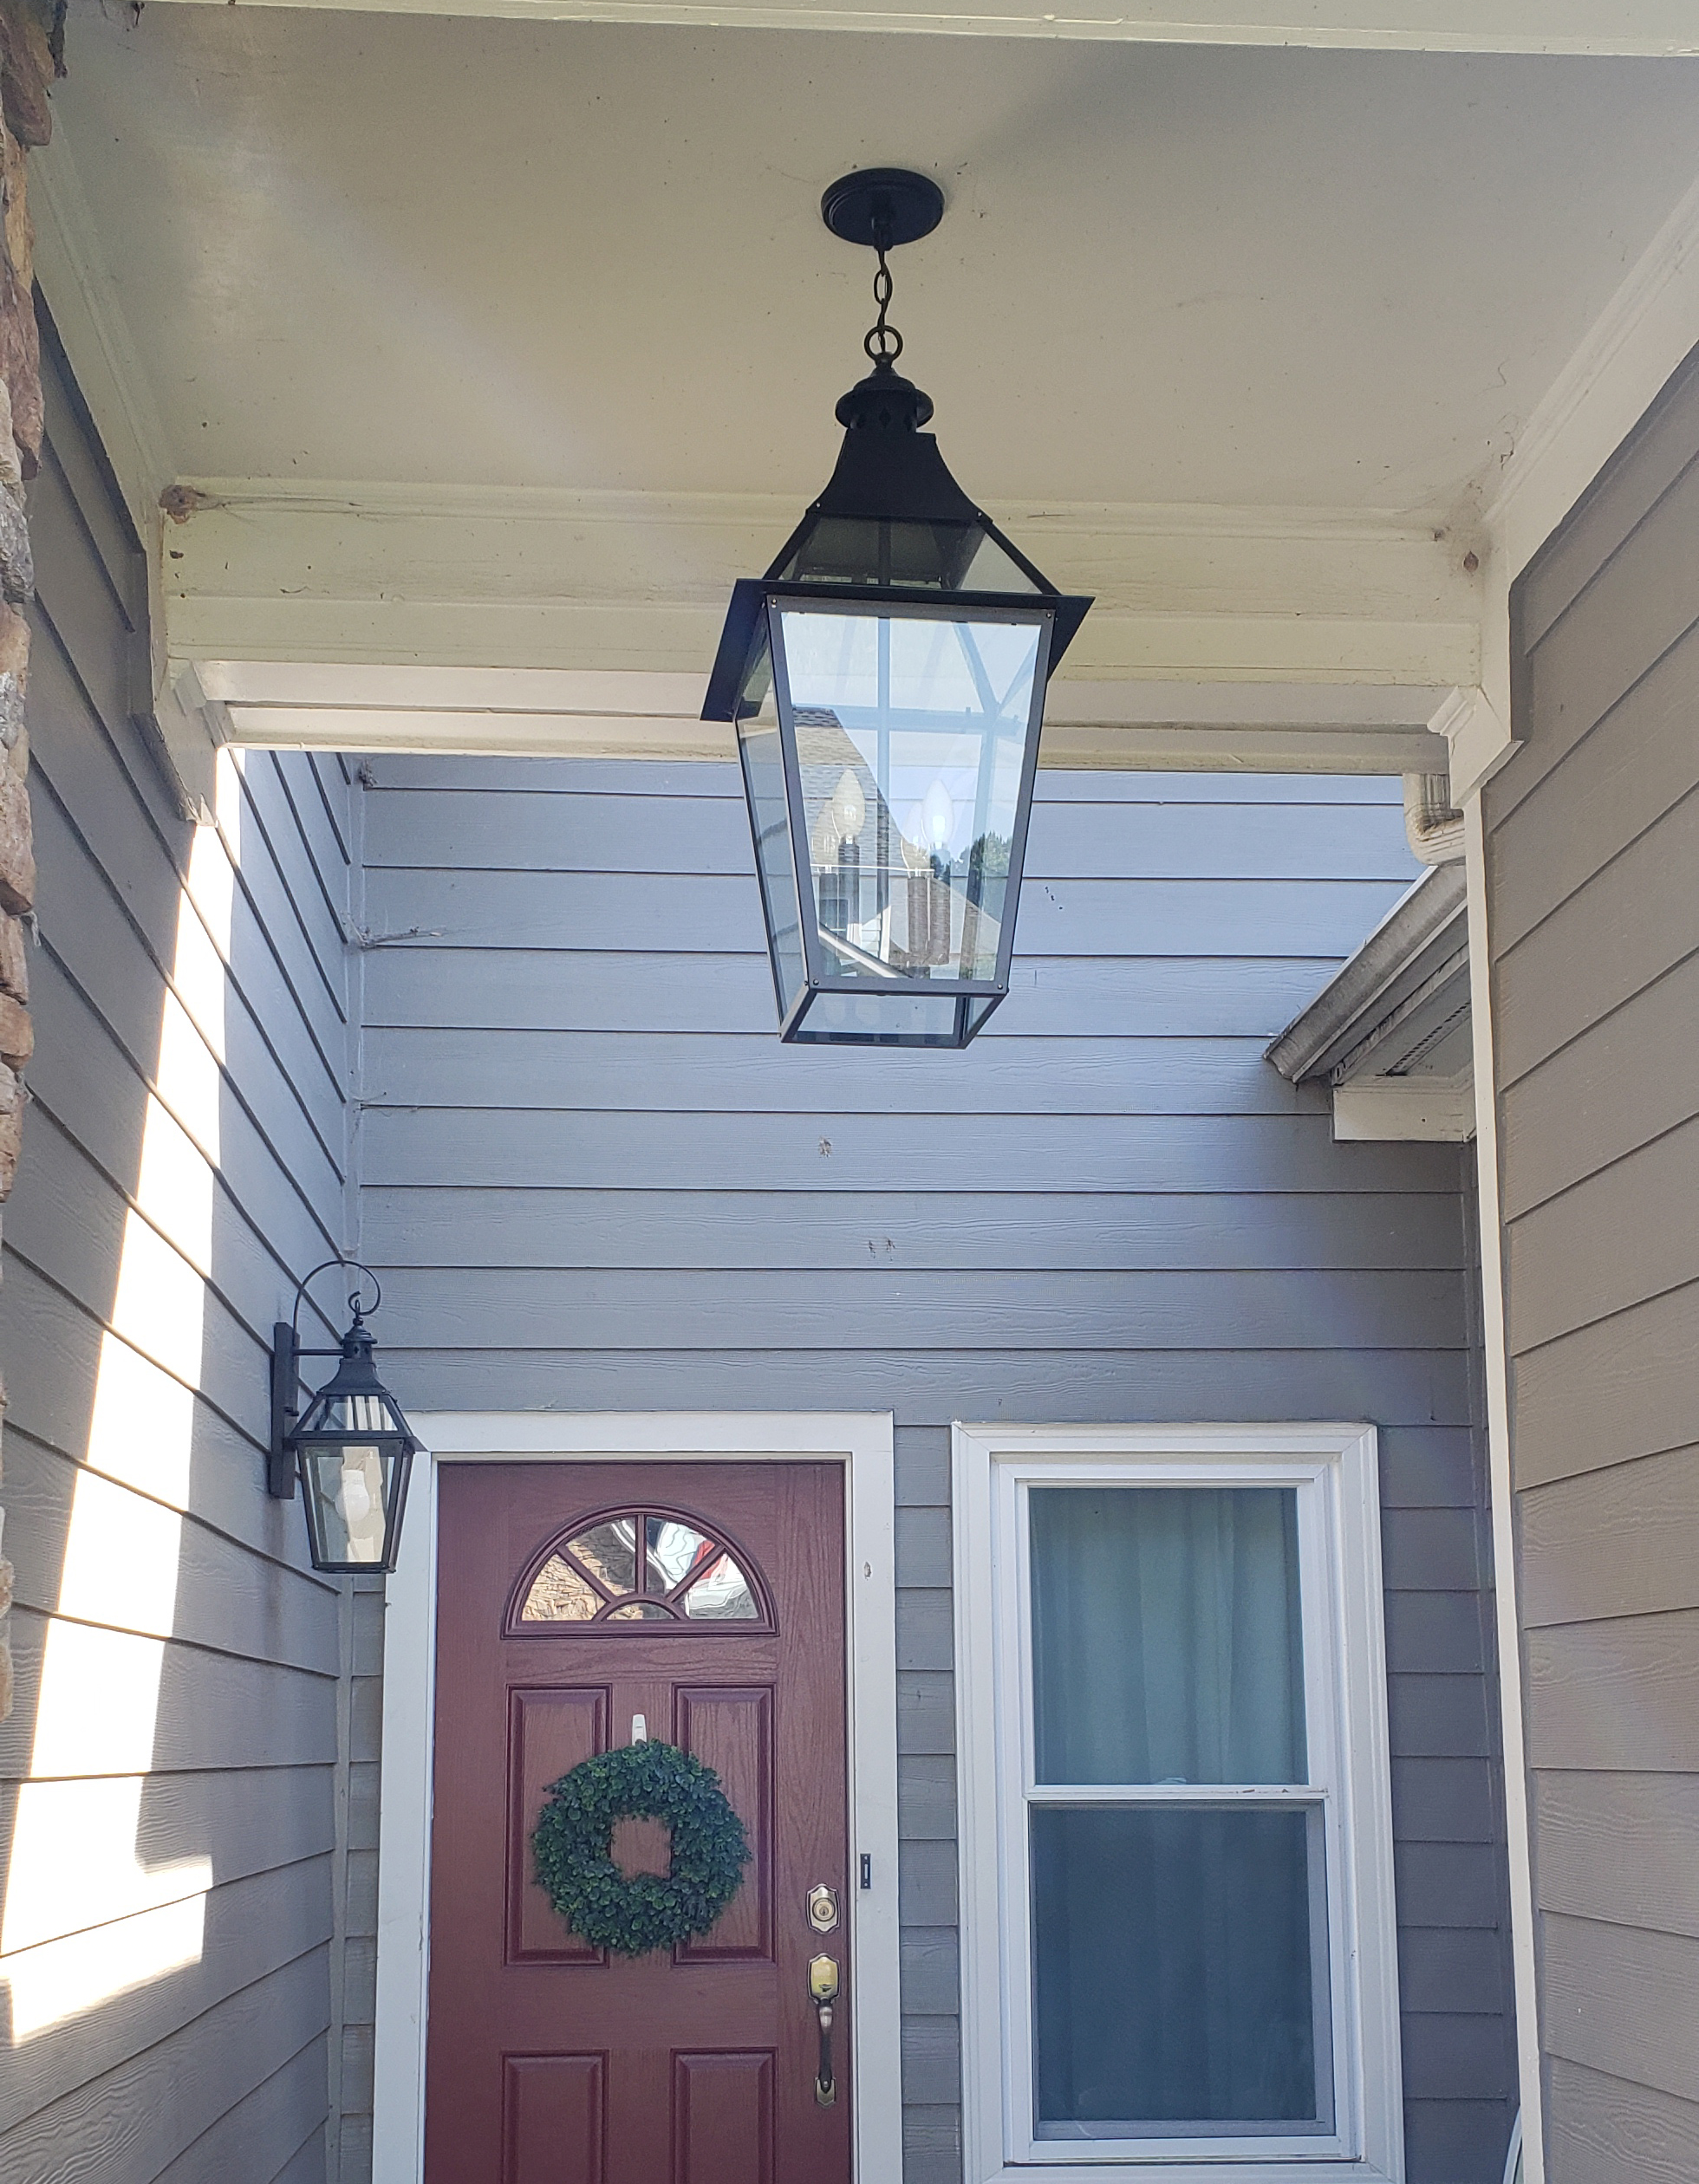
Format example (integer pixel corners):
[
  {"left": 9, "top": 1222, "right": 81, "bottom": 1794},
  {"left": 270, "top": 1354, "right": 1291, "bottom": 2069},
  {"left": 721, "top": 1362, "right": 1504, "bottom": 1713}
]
[
  {"left": 831, "top": 768, "right": 868, "bottom": 842},
  {"left": 921, "top": 779, "right": 954, "bottom": 853},
  {"left": 811, "top": 803, "right": 842, "bottom": 864}
]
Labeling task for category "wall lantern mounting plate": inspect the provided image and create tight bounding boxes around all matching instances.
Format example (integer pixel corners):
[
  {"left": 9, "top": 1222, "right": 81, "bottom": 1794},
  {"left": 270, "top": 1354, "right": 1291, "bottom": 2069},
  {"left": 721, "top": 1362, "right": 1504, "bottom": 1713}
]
[
  {"left": 704, "top": 167, "right": 1092, "bottom": 1049},
  {"left": 270, "top": 1258, "right": 419, "bottom": 1575}
]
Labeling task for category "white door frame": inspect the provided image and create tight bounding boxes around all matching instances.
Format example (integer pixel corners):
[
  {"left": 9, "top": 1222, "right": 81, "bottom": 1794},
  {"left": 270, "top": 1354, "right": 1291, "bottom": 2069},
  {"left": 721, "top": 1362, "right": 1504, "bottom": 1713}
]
[{"left": 370, "top": 1410, "right": 901, "bottom": 2184}]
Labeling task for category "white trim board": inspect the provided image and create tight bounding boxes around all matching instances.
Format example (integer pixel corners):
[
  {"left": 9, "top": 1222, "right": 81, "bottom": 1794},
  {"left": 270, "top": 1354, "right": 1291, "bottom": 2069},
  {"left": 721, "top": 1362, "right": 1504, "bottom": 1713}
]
[
  {"left": 138, "top": 0, "right": 1699, "bottom": 52},
  {"left": 1461, "top": 803, "right": 1546, "bottom": 2183},
  {"left": 370, "top": 1409, "right": 900, "bottom": 2184},
  {"left": 952, "top": 1423, "right": 1403, "bottom": 2184}
]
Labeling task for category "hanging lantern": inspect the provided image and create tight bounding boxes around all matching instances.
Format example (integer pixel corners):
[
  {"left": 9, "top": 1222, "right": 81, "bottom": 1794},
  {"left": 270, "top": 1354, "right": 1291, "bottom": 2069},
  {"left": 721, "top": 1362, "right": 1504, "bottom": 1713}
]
[
  {"left": 704, "top": 168, "right": 1091, "bottom": 1048},
  {"left": 269, "top": 1258, "right": 418, "bottom": 1574}
]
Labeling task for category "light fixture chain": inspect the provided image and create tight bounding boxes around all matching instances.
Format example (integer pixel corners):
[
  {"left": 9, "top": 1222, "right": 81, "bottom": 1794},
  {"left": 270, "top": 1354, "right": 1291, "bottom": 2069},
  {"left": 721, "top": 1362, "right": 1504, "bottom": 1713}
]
[{"left": 863, "top": 240, "right": 904, "bottom": 367}]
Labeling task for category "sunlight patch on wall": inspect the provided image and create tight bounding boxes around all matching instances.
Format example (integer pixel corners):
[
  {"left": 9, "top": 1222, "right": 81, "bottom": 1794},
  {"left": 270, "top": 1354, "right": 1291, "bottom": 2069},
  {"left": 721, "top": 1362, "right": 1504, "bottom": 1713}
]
[{"left": 0, "top": 756, "right": 244, "bottom": 2041}]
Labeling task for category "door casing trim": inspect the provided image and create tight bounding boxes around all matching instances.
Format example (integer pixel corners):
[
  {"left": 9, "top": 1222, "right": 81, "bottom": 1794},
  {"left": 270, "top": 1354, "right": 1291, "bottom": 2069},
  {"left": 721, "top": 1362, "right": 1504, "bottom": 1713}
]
[{"left": 370, "top": 1410, "right": 901, "bottom": 2184}]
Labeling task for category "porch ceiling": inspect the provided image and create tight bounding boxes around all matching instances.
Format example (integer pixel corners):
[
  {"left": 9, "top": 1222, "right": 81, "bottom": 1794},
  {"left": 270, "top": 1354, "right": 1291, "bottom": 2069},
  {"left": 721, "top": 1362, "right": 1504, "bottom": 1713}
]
[{"left": 36, "top": 4, "right": 1699, "bottom": 771}]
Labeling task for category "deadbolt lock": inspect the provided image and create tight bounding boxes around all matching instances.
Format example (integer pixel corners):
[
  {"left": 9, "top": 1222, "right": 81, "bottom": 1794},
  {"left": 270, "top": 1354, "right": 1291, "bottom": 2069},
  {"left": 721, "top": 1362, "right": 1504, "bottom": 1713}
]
[
  {"left": 808, "top": 1953, "right": 840, "bottom": 2005},
  {"left": 807, "top": 1883, "right": 840, "bottom": 1933}
]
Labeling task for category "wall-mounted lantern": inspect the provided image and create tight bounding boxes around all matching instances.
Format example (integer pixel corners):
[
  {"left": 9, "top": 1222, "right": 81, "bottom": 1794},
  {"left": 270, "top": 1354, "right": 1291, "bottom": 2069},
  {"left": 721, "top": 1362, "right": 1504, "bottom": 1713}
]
[
  {"left": 704, "top": 168, "right": 1092, "bottom": 1048},
  {"left": 270, "top": 1258, "right": 418, "bottom": 1574}
]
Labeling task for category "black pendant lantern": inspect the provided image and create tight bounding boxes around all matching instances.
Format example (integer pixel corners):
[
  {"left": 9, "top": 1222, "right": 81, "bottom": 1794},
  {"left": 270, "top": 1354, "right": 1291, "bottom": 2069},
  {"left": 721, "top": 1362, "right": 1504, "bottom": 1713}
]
[
  {"left": 269, "top": 1259, "right": 418, "bottom": 1574},
  {"left": 704, "top": 168, "right": 1092, "bottom": 1048}
]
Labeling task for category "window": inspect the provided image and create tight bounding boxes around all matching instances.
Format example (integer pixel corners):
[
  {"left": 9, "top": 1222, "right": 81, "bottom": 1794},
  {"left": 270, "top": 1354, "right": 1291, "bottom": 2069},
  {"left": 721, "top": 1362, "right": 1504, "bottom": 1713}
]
[
  {"left": 506, "top": 1508, "right": 770, "bottom": 1630},
  {"left": 953, "top": 1427, "right": 1402, "bottom": 2184}
]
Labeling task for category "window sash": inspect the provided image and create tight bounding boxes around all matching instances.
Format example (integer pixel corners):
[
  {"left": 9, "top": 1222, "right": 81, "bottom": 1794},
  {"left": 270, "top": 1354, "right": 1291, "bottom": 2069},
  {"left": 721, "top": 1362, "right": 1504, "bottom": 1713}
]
[
  {"left": 1027, "top": 1798, "right": 1337, "bottom": 2143},
  {"left": 972, "top": 1442, "right": 1391, "bottom": 2174}
]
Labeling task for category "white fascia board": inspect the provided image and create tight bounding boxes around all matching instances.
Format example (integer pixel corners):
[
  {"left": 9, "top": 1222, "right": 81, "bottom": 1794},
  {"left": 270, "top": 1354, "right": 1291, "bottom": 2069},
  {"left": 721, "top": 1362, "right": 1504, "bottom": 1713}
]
[
  {"left": 1331, "top": 1074, "right": 1475, "bottom": 1142},
  {"left": 138, "top": 0, "right": 1699, "bottom": 54}
]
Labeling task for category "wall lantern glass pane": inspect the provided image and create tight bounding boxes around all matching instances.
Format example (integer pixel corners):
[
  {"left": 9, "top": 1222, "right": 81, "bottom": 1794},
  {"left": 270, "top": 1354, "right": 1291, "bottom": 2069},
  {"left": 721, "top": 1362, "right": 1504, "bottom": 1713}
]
[{"left": 704, "top": 170, "right": 1092, "bottom": 1048}]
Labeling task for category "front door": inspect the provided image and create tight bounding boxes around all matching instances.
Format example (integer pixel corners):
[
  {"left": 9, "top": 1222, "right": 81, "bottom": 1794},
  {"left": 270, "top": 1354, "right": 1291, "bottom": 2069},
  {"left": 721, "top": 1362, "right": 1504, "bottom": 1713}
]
[{"left": 426, "top": 1459, "right": 853, "bottom": 2184}]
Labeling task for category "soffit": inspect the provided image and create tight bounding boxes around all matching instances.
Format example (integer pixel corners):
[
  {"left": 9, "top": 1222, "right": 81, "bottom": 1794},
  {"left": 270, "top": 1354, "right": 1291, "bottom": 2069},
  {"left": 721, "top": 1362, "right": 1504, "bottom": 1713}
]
[{"left": 48, "top": 8, "right": 1699, "bottom": 517}]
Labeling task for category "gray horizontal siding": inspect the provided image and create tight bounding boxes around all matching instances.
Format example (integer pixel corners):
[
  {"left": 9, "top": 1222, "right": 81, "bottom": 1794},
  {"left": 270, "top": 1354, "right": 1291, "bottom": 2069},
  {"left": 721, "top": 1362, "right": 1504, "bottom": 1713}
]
[
  {"left": 359, "top": 756, "right": 1513, "bottom": 2181},
  {"left": 0, "top": 334, "right": 362, "bottom": 2182},
  {"left": 1494, "top": 339, "right": 1699, "bottom": 2179}
]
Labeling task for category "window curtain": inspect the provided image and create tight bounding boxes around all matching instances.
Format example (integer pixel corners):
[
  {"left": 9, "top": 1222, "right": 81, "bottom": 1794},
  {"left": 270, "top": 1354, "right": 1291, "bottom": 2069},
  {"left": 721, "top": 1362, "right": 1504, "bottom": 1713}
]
[{"left": 1029, "top": 1485, "right": 1305, "bottom": 1787}]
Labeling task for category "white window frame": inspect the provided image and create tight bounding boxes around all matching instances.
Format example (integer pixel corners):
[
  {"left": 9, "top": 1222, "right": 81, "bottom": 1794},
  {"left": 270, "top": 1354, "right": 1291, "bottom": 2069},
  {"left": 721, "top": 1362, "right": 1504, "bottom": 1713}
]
[
  {"left": 370, "top": 1410, "right": 901, "bottom": 2184},
  {"left": 954, "top": 1424, "right": 1403, "bottom": 2184}
]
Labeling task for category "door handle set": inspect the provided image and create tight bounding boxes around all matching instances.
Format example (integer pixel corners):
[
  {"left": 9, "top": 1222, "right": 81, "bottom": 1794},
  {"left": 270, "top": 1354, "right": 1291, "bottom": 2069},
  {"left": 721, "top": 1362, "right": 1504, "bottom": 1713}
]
[
  {"left": 809, "top": 1952, "right": 840, "bottom": 2106},
  {"left": 805, "top": 1880, "right": 843, "bottom": 2106}
]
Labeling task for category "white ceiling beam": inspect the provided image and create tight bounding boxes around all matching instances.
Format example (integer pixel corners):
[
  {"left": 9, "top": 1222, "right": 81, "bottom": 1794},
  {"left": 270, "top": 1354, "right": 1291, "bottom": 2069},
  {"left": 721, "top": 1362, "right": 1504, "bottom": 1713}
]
[
  {"left": 136, "top": 0, "right": 1699, "bottom": 55},
  {"left": 163, "top": 479, "right": 1480, "bottom": 716},
  {"left": 167, "top": 481, "right": 1466, "bottom": 766}
]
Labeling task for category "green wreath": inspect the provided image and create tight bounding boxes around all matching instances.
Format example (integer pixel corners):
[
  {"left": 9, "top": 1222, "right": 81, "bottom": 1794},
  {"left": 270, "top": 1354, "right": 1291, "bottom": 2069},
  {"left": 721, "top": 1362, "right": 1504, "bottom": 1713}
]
[{"left": 531, "top": 1740, "right": 752, "bottom": 1958}]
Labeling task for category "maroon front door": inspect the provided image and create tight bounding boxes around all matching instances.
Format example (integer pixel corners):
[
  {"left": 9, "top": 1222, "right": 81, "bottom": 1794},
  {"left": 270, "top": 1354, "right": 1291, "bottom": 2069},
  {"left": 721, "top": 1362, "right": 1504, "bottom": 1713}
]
[{"left": 426, "top": 1460, "right": 852, "bottom": 2184}]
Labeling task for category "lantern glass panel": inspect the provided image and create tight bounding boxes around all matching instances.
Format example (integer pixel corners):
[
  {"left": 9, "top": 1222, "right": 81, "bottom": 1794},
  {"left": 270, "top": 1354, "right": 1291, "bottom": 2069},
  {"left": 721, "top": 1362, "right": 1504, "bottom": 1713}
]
[
  {"left": 774, "top": 513, "right": 1044, "bottom": 596},
  {"left": 734, "top": 629, "right": 809, "bottom": 1022},
  {"left": 299, "top": 1384, "right": 409, "bottom": 1438},
  {"left": 300, "top": 1440, "right": 403, "bottom": 1568},
  {"left": 776, "top": 603, "right": 1045, "bottom": 989}
]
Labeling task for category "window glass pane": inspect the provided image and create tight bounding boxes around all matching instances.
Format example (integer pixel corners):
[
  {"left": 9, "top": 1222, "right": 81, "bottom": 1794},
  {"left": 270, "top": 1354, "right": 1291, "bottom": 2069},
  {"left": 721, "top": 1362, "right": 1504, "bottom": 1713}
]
[
  {"left": 681, "top": 1552, "right": 759, "bottom": 1621},
  {"left": 567, "top": 1518, "right": 638, "bottom": 1596},
  {"left": 1032, "top": 1806, "right": 1325, "bottom": 2134},
  {"left": 1030, "top": 1486, "right": 1305, "bottom": 1786},
  {"left": 520, "top": 1553, "right": 602, "bottom": 1622},
  {"left": 648, "top": 1517, "right": 714, "bottom": 1593}
]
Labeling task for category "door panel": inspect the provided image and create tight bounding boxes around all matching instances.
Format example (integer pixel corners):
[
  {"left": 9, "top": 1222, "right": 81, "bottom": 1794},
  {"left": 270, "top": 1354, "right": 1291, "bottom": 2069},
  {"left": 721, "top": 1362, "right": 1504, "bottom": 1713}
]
[
  {"left": 508, "top": 1687, "right": 608, "bottom": 1961},
  {"left": 672, "top": 2051, "right": 775, "bottom": 2184},
  {"left": 676, "top": 1687, "right": 773, "bottom": 1960},
  {"left": 427, "top": 1459, "right": 850, "bottom": 2184},
  {"left": 503, "top": 2055, "right": 606, "bottom": 2184}
]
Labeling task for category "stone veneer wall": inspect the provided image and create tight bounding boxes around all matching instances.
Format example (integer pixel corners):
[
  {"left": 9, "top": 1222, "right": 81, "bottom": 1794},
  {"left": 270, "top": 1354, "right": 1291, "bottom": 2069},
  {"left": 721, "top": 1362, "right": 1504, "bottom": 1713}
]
[{"left": 0, "top": 0, "right": 60, "bottom": 1724}]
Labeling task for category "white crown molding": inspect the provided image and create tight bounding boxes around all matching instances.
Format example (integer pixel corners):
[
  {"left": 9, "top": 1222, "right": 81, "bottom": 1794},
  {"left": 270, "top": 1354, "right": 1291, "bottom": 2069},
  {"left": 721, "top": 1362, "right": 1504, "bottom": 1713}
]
[
  {"left": 1429, "top": 683, "right": 1517, "bottom": 803},
  {"left": 1488, "top": 166, "right": 1699, "bottom": 580},
  {"left": 139, "top": 0, "right": 1699, "bottom": 55},
  {"left": 29, "top": 124, "right": 175, "bottom": 542}
]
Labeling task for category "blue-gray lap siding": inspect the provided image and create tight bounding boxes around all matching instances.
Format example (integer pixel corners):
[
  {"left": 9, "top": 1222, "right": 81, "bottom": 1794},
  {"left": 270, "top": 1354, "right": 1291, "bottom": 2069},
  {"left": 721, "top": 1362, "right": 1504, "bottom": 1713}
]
[
  {"left": 358, "top": 756, "right": 1519, "bottom": 2183},
  {"left": 0, "top": 324, "right": 370, "bottom": 2183}
]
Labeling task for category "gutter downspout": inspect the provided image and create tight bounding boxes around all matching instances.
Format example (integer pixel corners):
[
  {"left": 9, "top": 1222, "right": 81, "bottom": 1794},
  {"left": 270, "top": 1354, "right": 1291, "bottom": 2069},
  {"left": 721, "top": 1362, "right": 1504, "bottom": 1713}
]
[{"left": 1403, "top": 770, "right": 1465, "bottom": 865}]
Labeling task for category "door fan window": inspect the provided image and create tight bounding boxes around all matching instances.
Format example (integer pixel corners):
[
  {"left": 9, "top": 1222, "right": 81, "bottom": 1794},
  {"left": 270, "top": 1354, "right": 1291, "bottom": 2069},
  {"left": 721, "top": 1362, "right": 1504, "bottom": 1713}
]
[{"left": 510, "top": 1511, "right": 768, "bottom": 1629}]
